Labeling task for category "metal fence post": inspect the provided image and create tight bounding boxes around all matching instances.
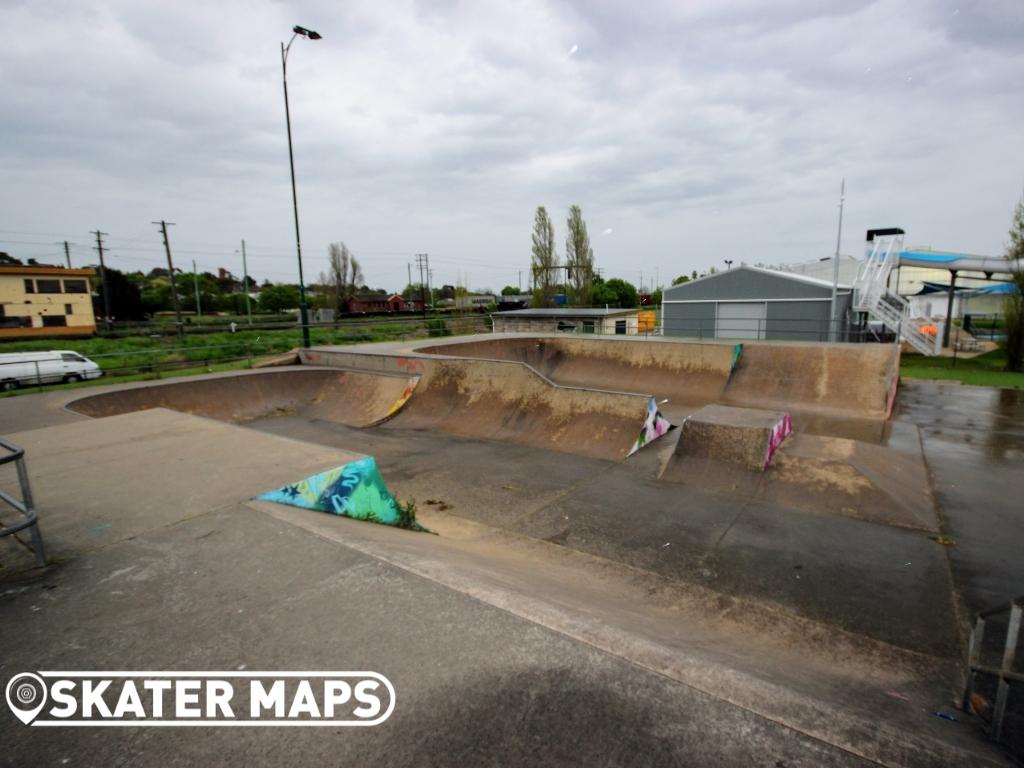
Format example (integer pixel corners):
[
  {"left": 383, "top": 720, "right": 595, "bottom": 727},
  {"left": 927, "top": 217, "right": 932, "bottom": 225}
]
[
  {"left": 962, "top": 616, "right": 985, "bottom": 712},
  {"left": 992, "top": 602, "right": 1021, "bottom": 742},
  {"left": 0, "top": 439, "right": 46, "bottom": 567},
  {"left": 14, "top": 454, "right": 45, "bottom": 566}
]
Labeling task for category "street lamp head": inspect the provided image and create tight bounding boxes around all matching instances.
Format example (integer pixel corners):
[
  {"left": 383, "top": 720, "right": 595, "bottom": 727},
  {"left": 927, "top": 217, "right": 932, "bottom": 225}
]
[{"left": 293, "top": 25, "right": 322, "bottom": 40}]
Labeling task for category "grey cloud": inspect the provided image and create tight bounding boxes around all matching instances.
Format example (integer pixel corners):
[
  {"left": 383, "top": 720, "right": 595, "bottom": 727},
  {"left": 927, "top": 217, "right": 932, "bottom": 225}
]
[{"left": 1, "top": 0, "right": 1022, "bottom": 291}]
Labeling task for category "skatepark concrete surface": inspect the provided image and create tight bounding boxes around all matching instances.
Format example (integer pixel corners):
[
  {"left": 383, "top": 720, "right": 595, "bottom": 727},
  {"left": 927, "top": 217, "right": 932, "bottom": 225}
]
[{"left": 0, "top": 333, "right": 1020, "bottom": 766}]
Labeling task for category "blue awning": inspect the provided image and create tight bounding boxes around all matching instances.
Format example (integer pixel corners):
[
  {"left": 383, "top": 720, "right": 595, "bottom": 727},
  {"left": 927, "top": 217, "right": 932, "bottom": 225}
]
[{"left": 899, "top": 250, "right": 962, "bottom": 264}]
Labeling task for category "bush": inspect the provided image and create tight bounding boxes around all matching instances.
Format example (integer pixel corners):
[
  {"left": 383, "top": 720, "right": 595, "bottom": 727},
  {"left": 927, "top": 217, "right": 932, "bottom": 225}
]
[
  {"left": 1005, "top": 291, "right": 1024, "bottom": 372},
  {"left": 426, "top": 319, "right": 450, "bottom": 337}
]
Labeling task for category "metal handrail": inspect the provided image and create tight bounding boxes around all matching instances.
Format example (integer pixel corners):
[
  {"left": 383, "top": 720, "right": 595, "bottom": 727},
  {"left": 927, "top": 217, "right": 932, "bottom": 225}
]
[
  {"left": 963, "top": 595, "right": 1023, "bottom": 745},
  {"left": 0, "top": 437, "right": 46, "bottom": 566}
]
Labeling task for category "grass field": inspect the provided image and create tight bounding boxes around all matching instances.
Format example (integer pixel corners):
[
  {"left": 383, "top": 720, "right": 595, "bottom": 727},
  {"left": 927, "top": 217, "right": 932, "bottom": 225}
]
[
  {"left": 0, "top": 315, "right": 488, "bottom": 396},
  {"left": 900, "top": 347, "right": 1024, "bottom": 389}
]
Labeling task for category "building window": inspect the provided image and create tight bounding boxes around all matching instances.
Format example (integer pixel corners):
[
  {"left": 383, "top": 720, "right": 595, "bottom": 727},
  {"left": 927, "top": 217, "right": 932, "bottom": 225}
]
[
  {"left": 41, "top": 315, "right": 67, "bottom": 327},
  {"left": 24, "top": 279, "right": 35, "bottom": 294},
  {"left": 63, "top": 279, "right": 88, "bottom": 293},
  {"left": 36, "top": 280, "right": 62, "bottom": 294},
  {"left": 65, "top": 304, "right": 73, "bottom": 315}
]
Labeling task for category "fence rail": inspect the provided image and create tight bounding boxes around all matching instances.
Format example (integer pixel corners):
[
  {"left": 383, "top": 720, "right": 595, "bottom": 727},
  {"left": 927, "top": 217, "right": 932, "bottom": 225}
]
[{"left": 95, "top": 311, "right": 492, "bottom": 339}]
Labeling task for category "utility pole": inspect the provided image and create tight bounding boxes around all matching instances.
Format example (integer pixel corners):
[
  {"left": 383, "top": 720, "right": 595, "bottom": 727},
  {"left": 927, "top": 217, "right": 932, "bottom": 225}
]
[
  {"left": 415, "top": 253, "right": 429, "bottom": 319},
  {"left": 241, "top": 239, "right": 252, "bottom": 326},
  {"left": 192, "top": 259, "right": 202, "bottom": 319},
  {"left": 90, "top": 230, "right": 113, "bottom": 333},
  {"left": 154, "top": 220, "right": 184, "bottom": 339},
  {"left": 830, "top": 178, "right": 846, "bottom": 343},
  {"left": 63, "top": 241, "right": 72, "bottom": 269},
  {"left": 407, "top": 263, "right": 412, "bottom": 297},
  {"left": 428, "top": 268, "right": 434, "bottom": 309}
]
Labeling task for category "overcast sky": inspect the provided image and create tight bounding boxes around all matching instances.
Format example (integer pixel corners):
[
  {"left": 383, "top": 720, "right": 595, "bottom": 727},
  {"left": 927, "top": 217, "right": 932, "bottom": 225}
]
[{"left": 1, "top": 0, "right": 1022, "bottom": 292}]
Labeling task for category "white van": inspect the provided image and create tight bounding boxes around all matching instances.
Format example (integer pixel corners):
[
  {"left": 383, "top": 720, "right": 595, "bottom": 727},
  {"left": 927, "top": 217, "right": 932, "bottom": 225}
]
[{"left": 0, "top": 351, "right": 103, "bottom": 390}]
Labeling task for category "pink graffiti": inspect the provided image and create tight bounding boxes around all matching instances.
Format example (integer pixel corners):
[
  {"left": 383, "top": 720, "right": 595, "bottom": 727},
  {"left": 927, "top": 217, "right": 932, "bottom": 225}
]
[
  {"left": 396, "top": 356, "right": 426, "bottom": 373},
  {"left": 763, "top": 413, "right": 793, "bottom": 469}
]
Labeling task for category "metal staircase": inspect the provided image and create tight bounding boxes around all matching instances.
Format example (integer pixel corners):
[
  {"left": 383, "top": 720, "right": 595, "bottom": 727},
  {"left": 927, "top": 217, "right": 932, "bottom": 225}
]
[{"left": 853, "top": 233, "right": 941, "bottom": 356}]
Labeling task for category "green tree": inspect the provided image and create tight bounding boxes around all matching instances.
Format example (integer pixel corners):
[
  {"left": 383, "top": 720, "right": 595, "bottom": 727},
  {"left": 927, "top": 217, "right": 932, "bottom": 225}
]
[
  {"left": 565, "top": 205, "right": 594, "bottom": 305},
  {"left": 141, "top": 281, "right": 173, "bottom": 314},
  {"left": 591, "top": 280, "right": 615, "bottom": 306},
  {"left": 590, "top": 277, "right": 639, "bottom": 308},
  {"left": 1004, "top": 197, "right": 1024, "bottom": 372},
  {"left": 501, "top": 285, "right": 521, "bottom": 295},
  {"left": 531, "top": 206, "right": 558, "bottom": 307},
  {"left": 671, "top": 275, "right": 690, "bottom": 286},
  {"left": 327, "top": 242, "right": 363, "bottom": 314},
  {"left": 180, "top": 272, "right": 221, "bottom": 313},
  {"left": 91, "top": 266, "right": 146, "bottom": 321},
  {"left": 258, "top": 284, "right": 301, "bottom": 313},
  {"left": 606, "top": 278, "right": 639, "bottom": 308}
]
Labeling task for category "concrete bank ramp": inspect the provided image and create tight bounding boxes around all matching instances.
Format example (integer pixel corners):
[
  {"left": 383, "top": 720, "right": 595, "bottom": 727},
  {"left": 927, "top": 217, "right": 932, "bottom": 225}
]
[
  {"left": 68, "top": 368, "right": 418, "bottom": 428},
  {"left": 660, "top": 430, "right": 938, "bottom": 531},
  {"left": 421, "top": 337, "right": 735, "bottom": 407},
  {"left": 722, "top": 342, "right": 898, "bottom": 421},
  {"left": 382, "top": 358, "right": 651, "bottom": 461},
  {"left": 421, "top": 336, "right": 899, "bottom": 423}
]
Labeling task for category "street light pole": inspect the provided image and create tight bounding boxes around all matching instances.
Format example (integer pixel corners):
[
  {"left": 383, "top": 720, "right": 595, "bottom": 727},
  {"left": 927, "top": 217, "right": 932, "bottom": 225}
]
[
  {"left": 281, "top": 25, "right": 321, "bottom": 348},
  {"left": 830, "top": 178, "right": 846, "bottom": 342}
]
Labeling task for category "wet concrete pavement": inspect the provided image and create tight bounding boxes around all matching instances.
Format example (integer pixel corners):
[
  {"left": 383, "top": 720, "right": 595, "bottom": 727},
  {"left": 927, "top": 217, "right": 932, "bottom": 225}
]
[{"left": 894, "top": 380, "right": 1024, "bottom": 619}]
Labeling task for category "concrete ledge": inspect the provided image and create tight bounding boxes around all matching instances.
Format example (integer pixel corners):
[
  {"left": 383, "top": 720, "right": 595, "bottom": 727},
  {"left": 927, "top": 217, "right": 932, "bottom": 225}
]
[{"left": 675, "top": 404, "right": 791, "bottom": 471}]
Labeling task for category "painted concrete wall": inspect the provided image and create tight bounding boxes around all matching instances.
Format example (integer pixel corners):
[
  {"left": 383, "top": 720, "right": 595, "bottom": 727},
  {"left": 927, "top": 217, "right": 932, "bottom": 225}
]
[{"left": 0, "top": 268, "right": 97, "bottom": 337}]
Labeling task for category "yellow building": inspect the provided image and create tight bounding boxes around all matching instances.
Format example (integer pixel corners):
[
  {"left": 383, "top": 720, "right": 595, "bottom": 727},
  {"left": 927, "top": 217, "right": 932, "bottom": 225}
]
[{"left": 0, "top": 266, "right": 98, "bottom": 338}]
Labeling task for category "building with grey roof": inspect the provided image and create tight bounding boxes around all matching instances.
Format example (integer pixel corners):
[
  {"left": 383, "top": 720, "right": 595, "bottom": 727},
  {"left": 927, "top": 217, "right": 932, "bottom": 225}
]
[{"left": 661, "top": 266, "right": 853, "bottom": 341}]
